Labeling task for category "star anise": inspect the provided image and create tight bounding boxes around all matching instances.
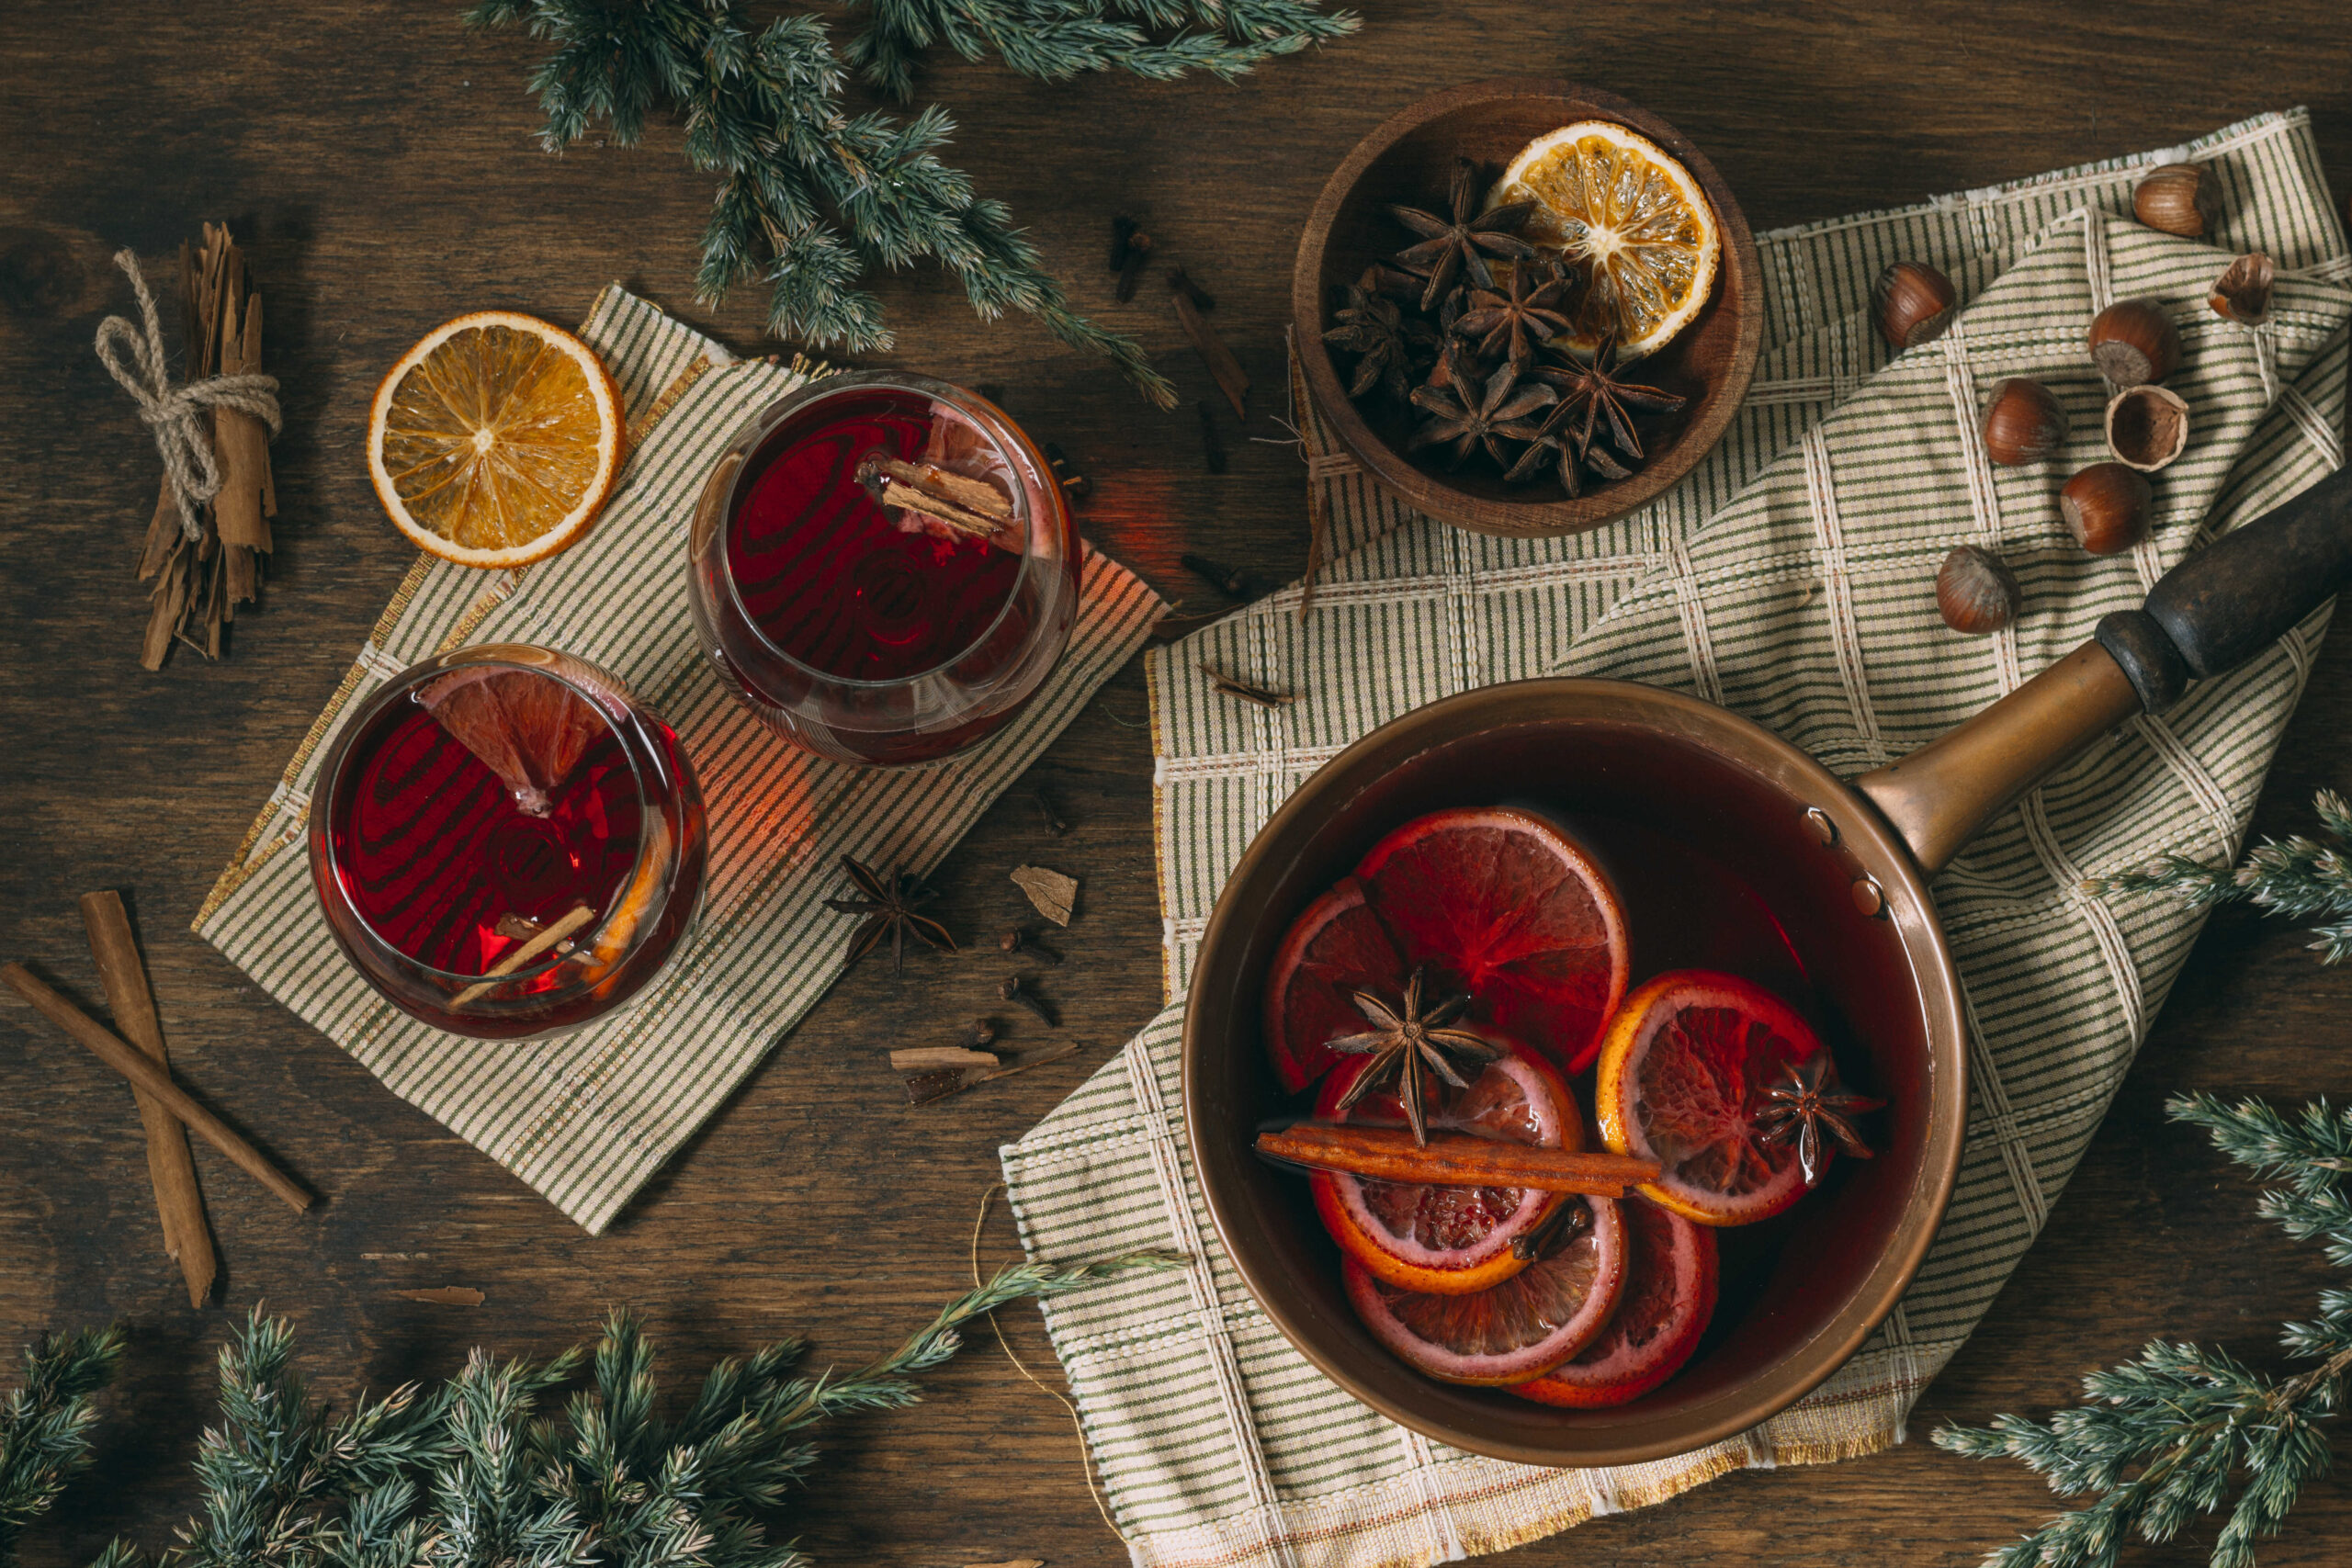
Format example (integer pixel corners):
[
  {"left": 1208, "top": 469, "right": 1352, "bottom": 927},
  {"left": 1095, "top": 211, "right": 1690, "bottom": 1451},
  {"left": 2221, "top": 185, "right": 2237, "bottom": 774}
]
[
  {"left": 1406, "top": 357, "right": 1555, "bottom": 470},
  {"left": 1387, "top": 157, "right": 1538, "bottom": 311},
  {"left": 1528, "top": 332, "right": 1688, "bottom": 468},
  {"left": 823, "top": 855, "right": 957, "bottom": 974},
  {"left": 1502, "top": 392, "right": 1634, "bottom": 495},
  {"left": 1751, "top": 1053, "right": 1885, "bottom": 1185},
  {"left": 1454, "top": 258, "right": 1575, "bottom": 366},
  {"left": 1329, "top": 968, "right": 1503, "bottom": 1145},
  {"left": 1323, "top": 272, "right": 1440, "bottom": 404}
]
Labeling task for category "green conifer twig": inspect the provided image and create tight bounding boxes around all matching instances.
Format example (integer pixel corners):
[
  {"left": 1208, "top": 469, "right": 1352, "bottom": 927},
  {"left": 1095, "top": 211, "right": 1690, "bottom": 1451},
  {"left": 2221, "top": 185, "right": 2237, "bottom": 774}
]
[
  {"left": 1934, "top": 1093, "right": 2352, "bottom": 1568},
  {"left": 0, "top": 1325, "right": 120, "bottom": 1563},
  {"left": 2089, "top": 789, "right": 2352, "bottom": 962}
]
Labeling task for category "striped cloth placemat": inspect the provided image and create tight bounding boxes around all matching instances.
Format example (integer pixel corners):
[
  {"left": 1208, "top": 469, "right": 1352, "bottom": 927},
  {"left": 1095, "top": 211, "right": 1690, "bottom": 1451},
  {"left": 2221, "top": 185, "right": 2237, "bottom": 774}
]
[
  {"left": 196, "top": 286, "right": 1163, "bottom": 1234},
  {"left": 1003, "top": 110, "right": 2352, "bottom": 1568}
]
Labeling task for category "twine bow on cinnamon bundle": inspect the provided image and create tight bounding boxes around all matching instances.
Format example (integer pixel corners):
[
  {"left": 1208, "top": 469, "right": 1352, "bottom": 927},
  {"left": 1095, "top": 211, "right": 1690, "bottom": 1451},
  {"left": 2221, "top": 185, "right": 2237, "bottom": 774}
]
[{"left": 93, "top": 226, "right": 282, "bottom": 670}]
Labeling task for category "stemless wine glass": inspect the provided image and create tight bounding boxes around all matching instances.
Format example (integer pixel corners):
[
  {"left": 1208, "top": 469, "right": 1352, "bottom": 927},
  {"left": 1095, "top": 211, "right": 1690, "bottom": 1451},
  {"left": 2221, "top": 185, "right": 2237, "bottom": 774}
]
[
  {"left": 685, "top": 370, "right": 1081, "bottom": 765},
  {"left": 308, "top": 644, "right": 707, "bottom": 1041}
]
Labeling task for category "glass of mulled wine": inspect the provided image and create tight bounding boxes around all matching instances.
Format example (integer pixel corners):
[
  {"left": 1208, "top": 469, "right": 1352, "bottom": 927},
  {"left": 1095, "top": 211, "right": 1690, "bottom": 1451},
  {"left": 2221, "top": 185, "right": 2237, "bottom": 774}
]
[
  {"left": 685, "top": 371, "right": 1081, "bottom": 765},
  {"left": 308, "top": 645, "right": 707, "bottom": 1040}
]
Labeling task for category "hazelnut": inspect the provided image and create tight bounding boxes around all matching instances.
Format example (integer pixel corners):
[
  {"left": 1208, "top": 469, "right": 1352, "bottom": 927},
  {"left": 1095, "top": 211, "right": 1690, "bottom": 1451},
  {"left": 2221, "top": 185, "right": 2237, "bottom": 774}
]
[
  {"left": 2132, "top": 164, "right": 2222, "bottom": 239},
  {"left": 1936, "top": 546, "right": 2022, "bottom": 636},
  {"left": 1980, "top": 378, "right": 2070, "bottom": 466},
  {"left": 2209, "top": 252, "right": 2274, "bottom": 326},
  {"left": 1871, "top": 261, "right": 1956, "bottom": 350},
  {"left": 2086, "top": 299, "right": 2182, "bottom": 388},
  {"left": 2060, "top": 462, "right": 2154, "bottom": 555},
  {"left": 2104, "top": 384, "right": 2189, "bottom": 472}
]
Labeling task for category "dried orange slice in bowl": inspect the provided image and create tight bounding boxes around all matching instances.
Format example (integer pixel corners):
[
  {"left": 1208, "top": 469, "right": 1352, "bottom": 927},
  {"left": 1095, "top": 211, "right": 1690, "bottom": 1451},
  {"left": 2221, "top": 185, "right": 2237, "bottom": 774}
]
[
  {"left": 1309, "top": 1040, "right": 1578, "bottom": 1294},
  {"left": 1595, "top": 970, "right": 1821, "bottom": 1225},
  {"left": 368, "top": 311, "right": 624, "bottom": 569},
  {"left": 1497, "top": 121, "right": 1721, "bottom": 360}
]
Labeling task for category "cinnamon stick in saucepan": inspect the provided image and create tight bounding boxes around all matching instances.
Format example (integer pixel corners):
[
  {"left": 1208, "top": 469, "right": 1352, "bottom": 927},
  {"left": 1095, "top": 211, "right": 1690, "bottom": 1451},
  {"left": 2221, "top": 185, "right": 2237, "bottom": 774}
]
[
  {"left": 1256, "top": 1123, "right": 1661, "bottom": 1195},
  {"left": 79, "top": 892, "right": 217, "bottom": 1306}
]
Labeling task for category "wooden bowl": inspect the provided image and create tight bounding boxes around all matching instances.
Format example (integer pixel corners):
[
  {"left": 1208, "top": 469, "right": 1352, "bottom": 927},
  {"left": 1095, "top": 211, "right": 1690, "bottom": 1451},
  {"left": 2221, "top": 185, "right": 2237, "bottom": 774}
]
[
  {"left": 1292, "top": 78, "right": 1764, "bottom": 538},
  {"left": 1182, "top": 681, "right": 1965, "bottom": 1466}
]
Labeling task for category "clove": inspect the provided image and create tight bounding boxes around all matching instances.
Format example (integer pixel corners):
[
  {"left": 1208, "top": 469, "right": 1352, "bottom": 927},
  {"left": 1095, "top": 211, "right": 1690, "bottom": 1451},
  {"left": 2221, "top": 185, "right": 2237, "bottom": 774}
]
[
  {"left": 1166, "top": 266, "right": 1216, "bottom": 310},
  {"left": 1115, "top": 228, "right": 1156, "bottom": 303},
  {"left": 1195, "top": 400, "right": 1228, "bottom": 475},
  {"left": 1034, "top": 788, "right": 1069, "bottom": 837},
  {"left": 1109, "top": 216, "right": 1140, "bottom": 273},
  {"left": 1001, "top": 926, "right": 1064, "bottom": 965},
  {"left": 1202, "top": 663, "right": 1297, "bottom": 708},
  {"left": 1182, "top": 551, "right": 1258, "bottom": 600},
  {"left": 1042, "top": 441, "right": 1091, "bottom": 501},
  {"left": 999, "top": 974, "right": 1059, "bottom": 1027}
]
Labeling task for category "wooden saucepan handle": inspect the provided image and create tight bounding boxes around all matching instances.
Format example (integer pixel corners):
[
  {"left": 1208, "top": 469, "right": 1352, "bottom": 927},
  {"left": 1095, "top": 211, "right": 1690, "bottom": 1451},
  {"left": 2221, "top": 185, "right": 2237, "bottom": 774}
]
[{"left": 1858, "top": 464, "right": 2352, "bottom": 874}]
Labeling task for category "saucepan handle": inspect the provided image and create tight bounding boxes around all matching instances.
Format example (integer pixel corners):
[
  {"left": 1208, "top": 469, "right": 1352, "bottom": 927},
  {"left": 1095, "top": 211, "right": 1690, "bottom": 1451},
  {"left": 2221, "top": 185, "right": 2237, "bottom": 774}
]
[{"left": 1856, "top": 464, "right": 2352, "bottom": 874}]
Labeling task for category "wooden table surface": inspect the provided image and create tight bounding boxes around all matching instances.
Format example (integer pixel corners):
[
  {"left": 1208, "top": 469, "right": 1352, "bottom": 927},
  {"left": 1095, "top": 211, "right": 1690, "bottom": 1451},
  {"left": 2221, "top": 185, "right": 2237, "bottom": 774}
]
[{"left": 6, "top": 4, "right": 2352, "bottom": 1562}]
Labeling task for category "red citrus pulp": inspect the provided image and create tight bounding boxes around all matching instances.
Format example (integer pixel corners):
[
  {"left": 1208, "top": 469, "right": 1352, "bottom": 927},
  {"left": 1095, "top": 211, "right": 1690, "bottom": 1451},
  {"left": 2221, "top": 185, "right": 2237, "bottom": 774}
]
[
  {"left": 1310, "top": 1042, "right": 1577, "bottom": 1295},
  {"left": 1344, "top": 1197, "right": 1627, "bottom": 1385},
  {"left": 1513, "top": 1198, "right": 1717, "bottom": 1407}
]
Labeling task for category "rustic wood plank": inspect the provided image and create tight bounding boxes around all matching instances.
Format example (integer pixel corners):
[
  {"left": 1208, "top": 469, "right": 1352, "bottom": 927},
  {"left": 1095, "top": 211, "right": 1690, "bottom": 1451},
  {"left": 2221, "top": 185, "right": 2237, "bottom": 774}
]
[{"left": 2, "top": 2, "right": 2349, "bottom": 1564}]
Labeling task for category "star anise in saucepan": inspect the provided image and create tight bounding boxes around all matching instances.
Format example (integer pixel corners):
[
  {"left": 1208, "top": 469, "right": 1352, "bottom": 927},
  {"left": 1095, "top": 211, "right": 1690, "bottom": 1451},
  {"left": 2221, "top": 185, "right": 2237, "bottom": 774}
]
[
  {"left": 1388, "top": 156, "right": 1538, "bottom": 311},
  {"left": 1751, "top": 1053, "right": 1885, "bottom": 1186},
  {"left": 1407, "top": 357, "right": 1555, "bottom": 469},
  {"left": 1328, "top": 967, "right": 1502, "bottom": 1145},
  {"left": 824, "top": 855, "right": 958, "bottom": 974},
  {"left": 1323, "top": 273, "right": 1440, "bottom": 403},
  {"left": 1454, "top": 258, "right": 1576, "bottom": 366}
]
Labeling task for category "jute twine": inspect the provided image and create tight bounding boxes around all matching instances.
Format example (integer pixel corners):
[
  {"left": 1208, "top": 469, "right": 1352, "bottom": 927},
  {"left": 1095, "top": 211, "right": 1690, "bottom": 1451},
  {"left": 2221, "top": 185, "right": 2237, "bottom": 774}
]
[{"left": 93, "top": 249, "right": 282, "bottom": 541}]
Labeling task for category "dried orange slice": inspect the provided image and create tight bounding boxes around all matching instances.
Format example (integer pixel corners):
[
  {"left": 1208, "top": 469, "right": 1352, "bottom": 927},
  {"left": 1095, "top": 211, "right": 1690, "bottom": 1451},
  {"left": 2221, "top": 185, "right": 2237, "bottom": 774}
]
[
  {"left": 1497, "top": 121, "right": 1720, "bottom": 359},
  {"left": 1594, "top": 971, "right": 1820, "bottom": 1226},
  {"left": 368, "top": 311, "right": 623, "bottom": 569},
  {"left": 1310, "top": 1041, "right": 1578, "bottom": 1294}
]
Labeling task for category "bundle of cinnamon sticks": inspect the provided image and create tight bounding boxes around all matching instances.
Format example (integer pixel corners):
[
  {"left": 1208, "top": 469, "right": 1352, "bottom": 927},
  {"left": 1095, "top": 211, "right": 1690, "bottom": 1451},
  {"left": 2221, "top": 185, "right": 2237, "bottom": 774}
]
[{"left": 137, "top": 223, "right": 276, "bottom": 670}]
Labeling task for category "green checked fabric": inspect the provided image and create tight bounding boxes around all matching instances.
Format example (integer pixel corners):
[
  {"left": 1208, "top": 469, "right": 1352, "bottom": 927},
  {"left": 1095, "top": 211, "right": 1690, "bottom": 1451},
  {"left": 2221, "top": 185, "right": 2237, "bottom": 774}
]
[
  {"left": 196, "top": 286, "right": 1164, "bottom": 1234},
  {"left": 1001, "top": 110, "right": 2352, "bottom": 1568}
]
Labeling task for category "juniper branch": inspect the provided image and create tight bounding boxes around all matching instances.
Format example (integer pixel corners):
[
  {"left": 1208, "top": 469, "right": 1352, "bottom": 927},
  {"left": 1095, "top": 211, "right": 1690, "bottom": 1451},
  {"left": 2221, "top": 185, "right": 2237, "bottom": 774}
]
[
  {"left": 1934, "top": 1095, "right": 2352, "bottom": 1568},
  {"left": 2090, "top": 789, "right": 2352, "bottom": 959},
  {"left": 0, "top": 1326, "right": 119, "bottom": 1563}
]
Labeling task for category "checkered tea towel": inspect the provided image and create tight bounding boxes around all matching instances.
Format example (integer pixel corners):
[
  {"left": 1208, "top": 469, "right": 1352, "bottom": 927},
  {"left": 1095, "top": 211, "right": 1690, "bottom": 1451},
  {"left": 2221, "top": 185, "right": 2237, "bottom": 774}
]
[
  {"left": 196, "top": 287, "right": 1164, "bottom": 1234},
  {"left": 1001, "top": 109, "right": 2352, "bottom": 1568}
]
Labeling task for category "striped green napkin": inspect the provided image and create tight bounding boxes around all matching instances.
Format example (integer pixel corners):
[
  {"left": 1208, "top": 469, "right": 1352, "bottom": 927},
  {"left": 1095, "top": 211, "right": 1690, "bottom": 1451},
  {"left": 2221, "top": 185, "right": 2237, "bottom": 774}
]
[
  {"left": 1003, "top": 109, "right": 2352, "bottom": 1568},
  {"left": 197, "top": 288, "right": 1164, "bottom": 1234}
]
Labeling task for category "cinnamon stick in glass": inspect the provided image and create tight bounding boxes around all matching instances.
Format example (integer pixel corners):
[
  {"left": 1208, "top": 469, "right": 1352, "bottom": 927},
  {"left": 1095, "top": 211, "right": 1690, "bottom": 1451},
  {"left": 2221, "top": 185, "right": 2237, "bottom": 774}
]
[
  {"left": 1, "top": 963, "right": 311, "bottom": 1213},
  {"left": 79, "top": 892, "right": 217, "bottom": 1306},
  {"left": 1256, "top": 1122, "right": 1661, "bottom": 1195}
]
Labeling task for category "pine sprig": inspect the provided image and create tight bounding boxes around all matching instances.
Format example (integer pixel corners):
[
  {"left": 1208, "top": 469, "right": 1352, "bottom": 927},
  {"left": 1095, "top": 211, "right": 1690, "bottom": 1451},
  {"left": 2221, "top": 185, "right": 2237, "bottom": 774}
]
[
  {"left": 467, "top": 0, "right": 1355, "bottom": 403},
  {"left": 62, "top": 1251, "right": 1177, "bottom": 1566},
  {"left": 1934, "top": 1094, "right": 2352, "bottom": 1568},
  {"left": 2091, "top": 789, "right": 2352, "bottom": 961},
  {"left": 0, "top": 1325, "right": 120, "bottom": 1562}
]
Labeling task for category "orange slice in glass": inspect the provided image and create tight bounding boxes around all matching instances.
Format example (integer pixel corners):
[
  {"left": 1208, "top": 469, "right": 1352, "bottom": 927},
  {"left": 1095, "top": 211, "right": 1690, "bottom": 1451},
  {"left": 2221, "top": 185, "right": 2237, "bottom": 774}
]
[
  {"left": 1496, "top": 121, "right": 1721, "bottom": 359},
  {"left": 368, "top": 311, "right": 623, "bottom": 569}
]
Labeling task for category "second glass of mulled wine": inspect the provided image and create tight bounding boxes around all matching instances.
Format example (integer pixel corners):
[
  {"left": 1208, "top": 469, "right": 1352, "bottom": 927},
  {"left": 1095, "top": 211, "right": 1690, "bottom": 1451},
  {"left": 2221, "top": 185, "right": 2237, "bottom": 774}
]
[{"left": 686, "top": 371, "right": 1080, "bottom": 765}]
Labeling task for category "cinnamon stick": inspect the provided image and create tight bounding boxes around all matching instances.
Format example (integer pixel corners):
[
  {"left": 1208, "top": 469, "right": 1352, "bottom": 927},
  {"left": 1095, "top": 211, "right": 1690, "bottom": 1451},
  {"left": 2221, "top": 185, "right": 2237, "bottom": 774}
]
[
  {"left": 450, "top": 902, "right": 597, "bottom": 1009},
  {"left": 78, "top": 893, "right": 216, "bottom": 1306},
  {"left": 1172, "top": 285, "right": 1249, "bottom": 418},
  {"left": 1, "top": 963, "right": 311, "bottom": 1212},
  {"left": 1255, "top": 1123, "right": 1661, "bottom": 1195}
]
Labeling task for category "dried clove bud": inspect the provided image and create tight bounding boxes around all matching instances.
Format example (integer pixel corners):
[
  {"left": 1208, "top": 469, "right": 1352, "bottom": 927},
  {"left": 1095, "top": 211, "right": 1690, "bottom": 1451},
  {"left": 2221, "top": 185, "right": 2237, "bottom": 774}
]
[
  {"left": 1196, "top": 400, "right": 1228, "bottom": 475},
  {"left": 1166, "top": 266, "right": 1216, "bottom": 310},
  {"left": 1871, "top": 261, "right": 1955, "bottom": 350},
  {"left": 2060, "top": 462, "right": 2154, "bottom": 555},
  {"left": 1001, "top": 926, "right": 1064, "bottom": 965},
  {"left": 1034, "top": 788, "right": 1069, "bottom": 837},
  {"left": 1042, "top": 441, "right": 1091, "bottom": 501},
  {"left": 2132, "top": 164, "right": 2222, "bottom": 239},
  {"left": 1000, "top": 974, "right": 1059, "bottom": 1027},
  {"left": 2104, "top": 384, "right": 2189, "bottom": 472},
  {"left": 1182, "top": 551, "right": 1258, "bottom": 600},
  {"left": 1979, "top": 378, "right": 2070, "bottom": 467},
  {"left": 1935, "top": 545, "right": 2022, "bottom": 636},
  {"left": 1116, "top": 228, "right": 1156, "bottom": 302},
  {"left": 2209, "top": 253, "right": 2275, "bottom": 326},
  {"left": 1109, "top": 216, "right": 1139, "bottom": 273},
  {"left": 2087, "top": 299, "right": 2182, "bottom": 388}
]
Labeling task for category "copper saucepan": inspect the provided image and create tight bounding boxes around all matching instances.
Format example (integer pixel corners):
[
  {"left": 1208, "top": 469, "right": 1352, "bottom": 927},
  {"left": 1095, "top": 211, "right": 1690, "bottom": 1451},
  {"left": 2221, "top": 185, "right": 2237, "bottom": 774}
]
[{"left": 1182, "top": 467, "right": 2352, "bottom": 1467}]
